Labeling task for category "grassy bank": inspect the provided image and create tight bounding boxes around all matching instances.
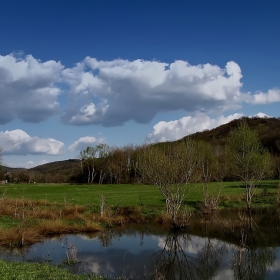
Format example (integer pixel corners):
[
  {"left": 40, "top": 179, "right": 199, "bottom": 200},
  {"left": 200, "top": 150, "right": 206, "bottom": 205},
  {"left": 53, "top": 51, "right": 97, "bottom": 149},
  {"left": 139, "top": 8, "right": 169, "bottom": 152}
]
[{"left": 0, "top": 260, "right": 115, "bottom": 280}]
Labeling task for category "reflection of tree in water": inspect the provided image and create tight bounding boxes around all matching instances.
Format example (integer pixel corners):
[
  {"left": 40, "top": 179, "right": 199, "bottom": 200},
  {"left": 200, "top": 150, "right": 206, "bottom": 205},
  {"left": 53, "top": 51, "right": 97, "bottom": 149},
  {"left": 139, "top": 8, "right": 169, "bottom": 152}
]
[
  {"left": 151, "top": 230, "right": 227, "bottom": 280},
  {"left": 232, "top": 211, "right": 276, "bottom": 280},
  {"left": 195, "top": 236, "right": 227, "bottom": 279},
  {"left": 98, "top": 226, "right": 155, "bottom": 248},
  {"left": 0, "top": 245, "right": 30, "bottom": 261},
  {"left": 99, "top": 228, "right": 115, "bottom": 247}
]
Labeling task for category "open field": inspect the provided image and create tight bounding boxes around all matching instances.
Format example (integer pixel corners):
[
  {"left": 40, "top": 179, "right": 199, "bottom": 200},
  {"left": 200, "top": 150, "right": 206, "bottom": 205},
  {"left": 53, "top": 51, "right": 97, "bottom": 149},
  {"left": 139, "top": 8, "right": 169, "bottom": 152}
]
[{"left": 0, "top": 180, "right": 279, "bottom": 209}]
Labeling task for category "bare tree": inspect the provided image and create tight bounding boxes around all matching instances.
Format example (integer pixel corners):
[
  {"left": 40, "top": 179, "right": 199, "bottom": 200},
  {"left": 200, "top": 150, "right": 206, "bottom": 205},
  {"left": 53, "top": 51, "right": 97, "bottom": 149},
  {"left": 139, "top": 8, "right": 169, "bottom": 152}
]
[
  {"left": 226, "top": 120, "right": 272, "bottom": 210},
  {"left": 198, "top": 142, "right": 223, "bottom": 213},
  {"left": 79, "top": 146, "right": 98, "bottom": 183},
  {"left": 95, "top": 144, "right": 110, "bottom": 184},
  {"left": 107, "top": 146, "right": 131, "bottom": 184}
]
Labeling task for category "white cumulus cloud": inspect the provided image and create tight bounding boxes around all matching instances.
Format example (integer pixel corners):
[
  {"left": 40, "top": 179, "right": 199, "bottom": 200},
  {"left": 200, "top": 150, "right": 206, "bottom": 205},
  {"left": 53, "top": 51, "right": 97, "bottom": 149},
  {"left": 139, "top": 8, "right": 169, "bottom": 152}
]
[
  {"left": 146, "top": 113, "right": 244, "bottom": 143},
  {"left": 0, "top": 53, "right": 62, "bottom": 124},
  {"left": 248, "top": 89, "right": 280, "bottom": 104},
  {"left": 60, "top": 58, "right": 244, "bottom": 126},
  {"left": 68, "top": 136, "right": 105, "bottom": 151},
  {"left": 0, "top": 129, "right": 64, "bottom": 155}
]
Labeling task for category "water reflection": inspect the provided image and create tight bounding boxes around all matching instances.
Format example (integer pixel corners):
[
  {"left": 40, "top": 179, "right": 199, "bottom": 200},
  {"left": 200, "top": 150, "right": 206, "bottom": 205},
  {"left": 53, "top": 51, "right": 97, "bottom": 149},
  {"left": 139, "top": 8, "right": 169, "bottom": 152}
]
[
  {"left": 231, "top": 211, "right": 276, "bottom": 280},
  {"left": 0, "top": 210, "right": 280, "bottom": 279},
  {"left": 151, "top": 231, "right": 228, "bottom": 279}
]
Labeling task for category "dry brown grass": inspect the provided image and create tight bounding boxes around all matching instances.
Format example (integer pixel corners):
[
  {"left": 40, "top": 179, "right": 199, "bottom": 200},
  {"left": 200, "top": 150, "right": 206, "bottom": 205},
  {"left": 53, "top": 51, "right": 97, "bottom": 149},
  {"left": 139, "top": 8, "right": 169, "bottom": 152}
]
[
  {"left": 0, "top": 196, "right": 149, "bottom": 247},
  {"left": 63, "top": 204, "right": 85, "bottom": 214},
  {"left": 0, "top": 217, "right": 102, "bottom": 247},
  {"left": 82, "top": 220, "right": 103, "bottom": 232},
  {"left": 0, "top": 227, "right": 42, "bottom": 247},
  {"left": 35, "top": 219, "right": 102, "bottom": 235},
  {"left": 154, "top": 212, "right": 173, "bottom": 225},
  {"left": 33, "top": 208, "right": 59, "bottom": 219},
  {"left": 35, "top": 219, "right": 72, "bottom": 235}
]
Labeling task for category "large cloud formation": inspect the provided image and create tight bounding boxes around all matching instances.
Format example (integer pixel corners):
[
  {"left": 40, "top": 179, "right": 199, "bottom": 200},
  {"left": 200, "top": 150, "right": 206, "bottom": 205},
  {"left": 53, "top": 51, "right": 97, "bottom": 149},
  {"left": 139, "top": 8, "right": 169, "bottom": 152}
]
[
  {"left": 0, "top": 54, "right": 62, "bottom": 124},
  {"left": 0, "top": 129, "right": 64, "bottom": 155},
  {"left": 1, "top": 54, "right": 280, "bottom": 126},
  {"left": 61, "top": 58, "right": 244, "bottom": 126}
]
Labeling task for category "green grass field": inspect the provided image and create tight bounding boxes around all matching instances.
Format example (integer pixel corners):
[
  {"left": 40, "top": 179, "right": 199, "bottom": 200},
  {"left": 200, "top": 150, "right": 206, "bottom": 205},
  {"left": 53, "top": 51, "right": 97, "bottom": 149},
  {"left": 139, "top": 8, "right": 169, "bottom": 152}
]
[
  {"left": 0, "top": 260, "right": 117, "bottom": 280},
  {"left": 0, "top": 180, "right": 279, "bottom": 210}
]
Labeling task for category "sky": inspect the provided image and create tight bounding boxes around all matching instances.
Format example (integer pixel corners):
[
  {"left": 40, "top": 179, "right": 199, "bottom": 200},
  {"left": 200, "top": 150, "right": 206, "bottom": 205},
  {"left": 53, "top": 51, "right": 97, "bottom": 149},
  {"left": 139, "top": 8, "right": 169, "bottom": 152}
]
[{"left": 0, "top": 0, "right": 280, "bottom": 168}]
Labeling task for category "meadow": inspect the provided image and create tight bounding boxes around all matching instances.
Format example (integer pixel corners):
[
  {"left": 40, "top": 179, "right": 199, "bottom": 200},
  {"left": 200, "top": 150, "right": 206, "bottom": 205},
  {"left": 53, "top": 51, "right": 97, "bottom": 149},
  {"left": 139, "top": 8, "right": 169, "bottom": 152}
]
[{"left": 0, "top": 180, "right": 279, "bottom": 210}]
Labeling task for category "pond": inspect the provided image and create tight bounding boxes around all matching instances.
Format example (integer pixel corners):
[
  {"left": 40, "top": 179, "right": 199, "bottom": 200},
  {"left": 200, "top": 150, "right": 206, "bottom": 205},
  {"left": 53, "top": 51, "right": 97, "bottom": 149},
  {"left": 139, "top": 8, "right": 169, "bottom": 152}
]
[{"left": 1, "top": 208, "right": 280, "bottom": 279}]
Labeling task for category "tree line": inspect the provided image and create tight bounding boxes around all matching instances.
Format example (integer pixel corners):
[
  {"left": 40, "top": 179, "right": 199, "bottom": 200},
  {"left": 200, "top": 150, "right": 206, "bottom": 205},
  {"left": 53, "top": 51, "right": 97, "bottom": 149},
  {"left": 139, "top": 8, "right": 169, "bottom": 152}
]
[
  {"left": 73, "top": 120, "right": 276, "bottom": 186},
  {"left": 0, "top": 120, "right": 278, "bottom": 190}
]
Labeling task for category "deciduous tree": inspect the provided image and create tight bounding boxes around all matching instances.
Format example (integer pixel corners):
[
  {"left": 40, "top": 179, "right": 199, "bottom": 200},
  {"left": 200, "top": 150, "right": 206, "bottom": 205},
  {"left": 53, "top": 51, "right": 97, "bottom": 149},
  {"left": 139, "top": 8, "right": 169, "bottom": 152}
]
[
  {"left": 79, "top": 146, "right": 99, "bottom": 183},
  {"left": 226, "top": 120, "right": 272, "bottom": 210},
  {"left": 138, "top": 139, "right": 200, "bottom": 226}
]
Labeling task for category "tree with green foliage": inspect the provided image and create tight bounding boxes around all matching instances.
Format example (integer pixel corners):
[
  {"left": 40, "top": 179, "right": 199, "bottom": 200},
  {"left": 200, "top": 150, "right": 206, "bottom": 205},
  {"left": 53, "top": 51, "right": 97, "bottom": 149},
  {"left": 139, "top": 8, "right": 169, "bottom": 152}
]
[
  {"left": 138, "top": 139, "right": 200, "bottom": 226},
  {"left": 226, "top": 120, "right": 272, "bottom": 210}
]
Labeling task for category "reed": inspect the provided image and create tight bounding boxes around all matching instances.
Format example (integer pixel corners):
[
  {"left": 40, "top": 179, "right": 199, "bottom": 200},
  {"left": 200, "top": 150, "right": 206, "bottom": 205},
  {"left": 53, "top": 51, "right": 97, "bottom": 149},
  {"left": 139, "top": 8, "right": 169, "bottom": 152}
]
[{"left": 0, "top": 227, "right": 42, "bottom": 247}]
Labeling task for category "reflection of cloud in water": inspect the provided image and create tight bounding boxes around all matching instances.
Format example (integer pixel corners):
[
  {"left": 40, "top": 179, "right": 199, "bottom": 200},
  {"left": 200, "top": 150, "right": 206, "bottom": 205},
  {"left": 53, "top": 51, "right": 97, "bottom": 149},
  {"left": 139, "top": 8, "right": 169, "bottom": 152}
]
[
  {"left": 154, "top": 235, "right": 228, "bottom": 255},
  {"left": 76, "top": 233, "right": 99, "bottom": 241},
  {"left": 77, "top": 249, "right": 155, "bottom": 278},
  {"left": 267, "top": 252, "right": 280, "bottom": 279},
  {"left": 80, "top": 255, "right": 115, "bottom": 275},
  {"left": 2, "top": 229, "right": 280, "bottom": 279},
  {"left": 213, "top": 268, "right": 234, "bottom": 280}
]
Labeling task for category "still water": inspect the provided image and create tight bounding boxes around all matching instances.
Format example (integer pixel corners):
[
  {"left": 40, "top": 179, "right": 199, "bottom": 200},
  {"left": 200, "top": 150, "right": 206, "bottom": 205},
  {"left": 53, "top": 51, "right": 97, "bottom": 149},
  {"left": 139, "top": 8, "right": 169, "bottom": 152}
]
[{"left": 1, "top": 210, "right": 280, "bottom": 279}]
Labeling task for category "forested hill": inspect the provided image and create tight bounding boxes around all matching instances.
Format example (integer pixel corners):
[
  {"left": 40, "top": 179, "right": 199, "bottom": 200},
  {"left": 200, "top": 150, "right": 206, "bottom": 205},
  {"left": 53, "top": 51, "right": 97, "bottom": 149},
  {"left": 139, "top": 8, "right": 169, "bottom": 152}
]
[
  {"left": 1, "top": 116, "right": 280, "bottom": 183},
  {"left": 177, "top": 116, "right": 280, "bottom": 155},
  {"left": 0, "top": 160, "right": 80, "bottom": 183},
  {"left": 29, "top": 159, "right": 79, "bottom": 174}
]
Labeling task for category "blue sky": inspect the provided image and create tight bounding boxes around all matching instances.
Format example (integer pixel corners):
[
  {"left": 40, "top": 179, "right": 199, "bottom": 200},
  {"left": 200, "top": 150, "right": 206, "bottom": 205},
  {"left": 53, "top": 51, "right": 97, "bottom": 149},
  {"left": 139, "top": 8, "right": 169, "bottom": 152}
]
[{"left": 1, "top": 0, "right": 280, "bottom": 168}]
